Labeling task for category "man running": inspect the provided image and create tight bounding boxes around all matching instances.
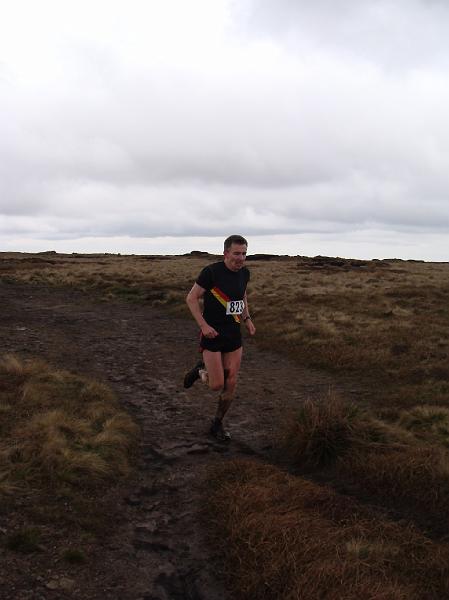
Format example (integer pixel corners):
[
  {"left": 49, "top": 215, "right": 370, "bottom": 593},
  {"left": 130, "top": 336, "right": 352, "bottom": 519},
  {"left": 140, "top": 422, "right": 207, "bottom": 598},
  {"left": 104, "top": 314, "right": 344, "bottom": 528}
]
[{"left": 183, "top": 234, "right": 256, "bottom": 441}]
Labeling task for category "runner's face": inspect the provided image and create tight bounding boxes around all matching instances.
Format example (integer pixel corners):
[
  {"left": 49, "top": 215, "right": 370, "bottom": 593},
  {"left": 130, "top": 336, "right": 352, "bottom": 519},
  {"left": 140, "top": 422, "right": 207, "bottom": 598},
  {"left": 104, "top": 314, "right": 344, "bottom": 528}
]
[{"left": 224, "top": 243, "right": 247, "bottom": 271}]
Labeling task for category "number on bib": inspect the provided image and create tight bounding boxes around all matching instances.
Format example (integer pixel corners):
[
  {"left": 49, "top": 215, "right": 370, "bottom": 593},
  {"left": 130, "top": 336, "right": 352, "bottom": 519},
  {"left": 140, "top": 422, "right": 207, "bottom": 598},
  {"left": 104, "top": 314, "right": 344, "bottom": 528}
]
[{"left": 226, "top": 300, "right": 245, "bottom": 315}]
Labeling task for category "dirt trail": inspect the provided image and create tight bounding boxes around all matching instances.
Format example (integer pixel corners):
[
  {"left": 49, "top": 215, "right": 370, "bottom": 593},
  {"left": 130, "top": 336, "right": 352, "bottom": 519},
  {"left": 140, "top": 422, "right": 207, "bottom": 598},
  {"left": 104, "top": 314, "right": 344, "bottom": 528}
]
[{"left": 0, "top": 282, "right": 367, "bottom": 600}]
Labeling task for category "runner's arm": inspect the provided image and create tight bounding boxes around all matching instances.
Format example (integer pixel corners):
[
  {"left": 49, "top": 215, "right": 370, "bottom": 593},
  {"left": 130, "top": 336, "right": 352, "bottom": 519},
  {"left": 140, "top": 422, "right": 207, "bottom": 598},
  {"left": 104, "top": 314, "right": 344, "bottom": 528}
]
[
  {"left": 242, "top": 292, "right": 256, "bottom": 336},
  {"left": 186, "top": 283, "right": 218, "bottom": 338}
]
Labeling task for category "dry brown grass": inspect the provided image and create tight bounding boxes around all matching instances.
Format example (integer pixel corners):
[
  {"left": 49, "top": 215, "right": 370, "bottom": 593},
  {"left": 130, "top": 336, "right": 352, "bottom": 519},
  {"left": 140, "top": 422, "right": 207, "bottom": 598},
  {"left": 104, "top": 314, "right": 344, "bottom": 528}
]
[
  {"left": 399, "top": 405, "right": 449, "bottom": 446},
  {"left": 3, "top": 252, "right": 449, "bottom": 594},
  {"left": 206, "top": 459, "right": 449, "bottom": 600},
  {"left": 0, "top": 362, "right": 141, "bottom": 600},
  {"left": 337, "top": 445, "right": 449, "bottom": 534},
  {"left": 279, "top": 393, "right": 449, "bottom": 535},
  {"left": 279, "top": 391, "right": 412, "bottom": 470},
  {"left": 0, "top": 352, "right": 140, "bottom": 564},
  {"left": 0, "top": 252, "right": 200, "bottom": 314},
  {"left": 0, "top": 354, "right": 139, "bottom": 494},
  {"left": 2, "top": 251, "right": 449, "bottom": 409}
]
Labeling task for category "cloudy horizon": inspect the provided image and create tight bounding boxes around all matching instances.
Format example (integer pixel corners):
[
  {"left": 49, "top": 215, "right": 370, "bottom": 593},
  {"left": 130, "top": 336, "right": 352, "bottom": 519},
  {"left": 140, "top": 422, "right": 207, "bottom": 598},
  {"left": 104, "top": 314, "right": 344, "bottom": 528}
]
[{"left": 1, "top": 0, "right": 449, "bottom": 261}]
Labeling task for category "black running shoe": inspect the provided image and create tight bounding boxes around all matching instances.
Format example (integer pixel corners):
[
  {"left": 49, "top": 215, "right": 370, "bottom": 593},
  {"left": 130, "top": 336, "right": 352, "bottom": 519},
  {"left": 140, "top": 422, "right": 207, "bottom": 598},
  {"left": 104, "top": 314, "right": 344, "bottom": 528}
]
[
  {"left": 183, "top": 360, "right": 204, "bottom": 389},
  {"left": 209, "top": 418, "right": 231, "bottom": 442}
]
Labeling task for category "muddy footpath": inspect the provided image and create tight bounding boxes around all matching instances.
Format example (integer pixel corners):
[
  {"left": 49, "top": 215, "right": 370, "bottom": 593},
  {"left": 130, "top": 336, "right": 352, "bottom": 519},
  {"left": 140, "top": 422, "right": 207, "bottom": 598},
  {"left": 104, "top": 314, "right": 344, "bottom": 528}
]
[{"left": 0, "top": 282, "right": 367, "bottom": 600}]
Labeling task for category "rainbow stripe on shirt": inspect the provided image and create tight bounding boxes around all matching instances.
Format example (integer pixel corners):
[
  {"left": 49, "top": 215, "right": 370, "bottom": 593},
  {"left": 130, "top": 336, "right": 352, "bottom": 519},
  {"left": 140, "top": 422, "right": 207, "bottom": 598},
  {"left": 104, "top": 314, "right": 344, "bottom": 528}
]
[{"left": 210, "top": 286, "right": 241, "bottom": 323}]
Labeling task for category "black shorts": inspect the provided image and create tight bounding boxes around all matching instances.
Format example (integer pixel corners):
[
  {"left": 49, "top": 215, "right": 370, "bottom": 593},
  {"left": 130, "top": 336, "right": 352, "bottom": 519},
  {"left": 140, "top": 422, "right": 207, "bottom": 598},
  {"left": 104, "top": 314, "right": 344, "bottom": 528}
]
[{"left": 200, "top": 330, "right": 242, "bottom": 353}]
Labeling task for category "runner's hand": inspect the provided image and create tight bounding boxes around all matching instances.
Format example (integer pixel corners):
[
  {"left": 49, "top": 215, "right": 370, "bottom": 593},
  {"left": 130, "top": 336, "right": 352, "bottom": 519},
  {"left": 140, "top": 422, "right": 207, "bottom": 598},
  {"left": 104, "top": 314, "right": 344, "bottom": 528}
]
[
  {"left": 201, "top": 324, "right": 219, "bottom": 339},
  {"left": 245, "top": 319, "right": 256, "bottom": 336}
]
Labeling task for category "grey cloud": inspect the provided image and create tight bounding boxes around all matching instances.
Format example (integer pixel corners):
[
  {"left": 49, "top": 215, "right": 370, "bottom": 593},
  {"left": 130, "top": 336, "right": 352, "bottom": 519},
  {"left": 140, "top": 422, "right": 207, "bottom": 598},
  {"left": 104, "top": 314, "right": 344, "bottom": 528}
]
[
  {"left": 240, "top": 0, "right": 449, "bottom": 69},
  {"left": 3, "top": 64, "right": 446, "bottom": 198},
  {"left": 3, "top": 176, "right": 449, "bottom": 245},
  {"left": 1, "top": 1, "right": 449, "bottom": 258}
]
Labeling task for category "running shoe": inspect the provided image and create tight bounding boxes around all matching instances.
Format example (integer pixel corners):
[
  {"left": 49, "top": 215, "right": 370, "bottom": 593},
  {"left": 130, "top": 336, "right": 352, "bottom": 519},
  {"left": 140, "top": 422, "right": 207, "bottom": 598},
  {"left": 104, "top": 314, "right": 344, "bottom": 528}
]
[
  {"left": 183, "top": 360, "right": 204, "bottom": 389},
  {"left": 209, "top": 417, "right": 231, "bottom": 442}
]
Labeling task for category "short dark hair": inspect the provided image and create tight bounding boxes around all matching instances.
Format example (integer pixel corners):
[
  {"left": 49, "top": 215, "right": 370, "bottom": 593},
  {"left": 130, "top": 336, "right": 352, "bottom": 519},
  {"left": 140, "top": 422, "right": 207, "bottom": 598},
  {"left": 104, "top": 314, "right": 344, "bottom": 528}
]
[{"left": 224, "top": 235, "right": 248, "bottom": 251}]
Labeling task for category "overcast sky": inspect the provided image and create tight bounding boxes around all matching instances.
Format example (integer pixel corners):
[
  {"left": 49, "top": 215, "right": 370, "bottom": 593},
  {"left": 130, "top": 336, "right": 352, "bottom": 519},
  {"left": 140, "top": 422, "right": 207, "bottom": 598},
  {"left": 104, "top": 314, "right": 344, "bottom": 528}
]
[{"left": 1, "top": 0, "right": 449, "bottom": 260}]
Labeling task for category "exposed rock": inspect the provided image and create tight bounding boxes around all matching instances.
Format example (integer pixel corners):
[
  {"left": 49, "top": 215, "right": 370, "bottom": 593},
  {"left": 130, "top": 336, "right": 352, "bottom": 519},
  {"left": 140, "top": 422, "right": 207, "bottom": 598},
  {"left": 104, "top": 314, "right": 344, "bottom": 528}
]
[{"left": 46, "top": 577, "right": 75, "bottom": 591}]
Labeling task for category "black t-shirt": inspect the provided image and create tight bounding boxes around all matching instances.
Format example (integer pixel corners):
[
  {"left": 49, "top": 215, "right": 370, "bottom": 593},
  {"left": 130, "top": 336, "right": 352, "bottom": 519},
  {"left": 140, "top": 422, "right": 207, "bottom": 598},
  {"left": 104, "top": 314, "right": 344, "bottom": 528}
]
[{"left": 196, "top": 261, "right": 250, "bottom": 332}]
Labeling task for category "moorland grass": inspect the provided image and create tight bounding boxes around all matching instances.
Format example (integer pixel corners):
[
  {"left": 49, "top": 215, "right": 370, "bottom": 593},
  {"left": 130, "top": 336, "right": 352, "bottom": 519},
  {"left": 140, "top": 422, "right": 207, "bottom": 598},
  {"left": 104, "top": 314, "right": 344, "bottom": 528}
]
[
  {"left": 278, "top": 392, "right": 412, "bottom": 470},
  {"left": 205, "top": 394, "right": 449, "bottom": 598},
  {"left": 207, "top": 459, "right": 449, "bottom": 600},
  {"left": 279, "top": 392, "right": 449, "bottom": 535},
  {"left": 336, "top": 445, "right": 449, "bottom": 535},
  {"left": 399, "top": 405, "right": 449, "bottom": 445},
  {"left": 0, "top": 354, "right": 139, "bottom": 540},
  {"left": 3, "top": 252, "right": 449, "bottom": 595},
  {"left": 2, "top": 252, "right": 449, "bottom": 409}
]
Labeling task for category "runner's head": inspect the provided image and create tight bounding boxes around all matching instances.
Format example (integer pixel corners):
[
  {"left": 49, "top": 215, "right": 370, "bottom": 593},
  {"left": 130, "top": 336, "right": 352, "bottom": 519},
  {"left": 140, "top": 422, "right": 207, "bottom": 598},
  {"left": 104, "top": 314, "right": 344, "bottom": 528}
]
[{"left": 224, "top": 235, "right": 248, "bottom": 271}]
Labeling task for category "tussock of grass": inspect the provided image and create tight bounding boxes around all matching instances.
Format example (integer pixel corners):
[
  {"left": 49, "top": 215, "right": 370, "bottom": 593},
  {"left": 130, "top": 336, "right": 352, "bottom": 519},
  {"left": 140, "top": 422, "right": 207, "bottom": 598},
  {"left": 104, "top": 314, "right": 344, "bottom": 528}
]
[
  {"left": 207, "top": 460, "right": 449, "bottom": 600},
  {"left": 0, "top": 354, "right": 139, "bottom": 494},
  {"left": 399, "top": 406, "right": 449, "bottom": 445},
  {"left": 280, "top": 394, "right": 449, "bottom": 534},
  {"left": 280, "top": 392, "right": 411, "bottom": 469},
  {"left": 0, "top": 353, "right": 48, "bottom": 377}
]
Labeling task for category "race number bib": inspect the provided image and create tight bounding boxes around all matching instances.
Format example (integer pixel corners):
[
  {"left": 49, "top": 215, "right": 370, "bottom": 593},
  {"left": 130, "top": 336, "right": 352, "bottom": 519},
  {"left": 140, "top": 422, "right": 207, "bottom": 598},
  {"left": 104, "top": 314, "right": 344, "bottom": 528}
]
[{"left": 226, "top": 300, "right": 245, "bottom": 315}]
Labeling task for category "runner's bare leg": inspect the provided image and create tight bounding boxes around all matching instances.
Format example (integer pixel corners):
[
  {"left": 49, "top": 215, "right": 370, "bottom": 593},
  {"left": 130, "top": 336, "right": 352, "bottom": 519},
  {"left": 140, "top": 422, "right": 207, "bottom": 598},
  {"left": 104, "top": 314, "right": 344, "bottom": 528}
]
[
  {"left": 202, "top": 350, "right": 224, "bottom": 391},
  {"left": 216, "top": 347, "right": 242, "bottom": 420}
]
